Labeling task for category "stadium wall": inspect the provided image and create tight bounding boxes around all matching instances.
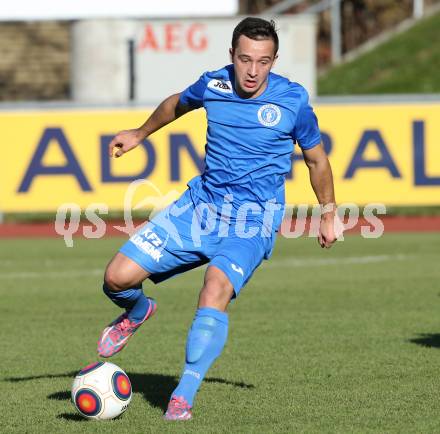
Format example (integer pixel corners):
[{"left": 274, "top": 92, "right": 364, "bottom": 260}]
[
  {"left": 1, "top": 98, "right": 439, "bottom": 213},
  {"left": 71, "top": 16, "right": 317, "bottom": 103},
  {"left": 0, "top": 21, "right": 70, "bottom": 101}
]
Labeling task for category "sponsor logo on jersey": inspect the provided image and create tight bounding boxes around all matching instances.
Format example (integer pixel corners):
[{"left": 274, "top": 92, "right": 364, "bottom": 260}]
[
  {"left": 258, "top": 104, "right": 282, "bottom": 127},
  {"left": 207, "top": 79, "right": 233, "bottom": 93}
]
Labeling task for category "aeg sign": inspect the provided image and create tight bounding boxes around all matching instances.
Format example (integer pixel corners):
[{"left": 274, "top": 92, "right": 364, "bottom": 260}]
[
  {"left": 71, "top": 16, "right": 317, "bottom": 104},
  {"left": 138, "top": 23, "right": 208, "bottom": 53},
  {"left": 133, "top": 16, "right": 317, "bottom": 101}
]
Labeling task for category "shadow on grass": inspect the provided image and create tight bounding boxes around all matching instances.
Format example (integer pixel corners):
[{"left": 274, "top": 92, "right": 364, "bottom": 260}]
[
  {"left": 5, "top": 372, "right": 77, "bottom": 382},
  {"left": 409, "top": 333, "right": 440, "bottom": 349},
  {"left": 128, "top": 372, "right": 178, "bottom": 411},
  {"left": 127, "top": 373, "right": 254, "bottom": 411},
  {"left": 36, "top": 371, "right": 255, "bottom": 419},
  {"left": 57, "top": 413, "right": 88, "bottom": 422},
  {"left": 56, "top": 411, "right": 128, "bottom": 422},
  {"left": 49, "top": 391, "right": 71, "bottom": 401}
]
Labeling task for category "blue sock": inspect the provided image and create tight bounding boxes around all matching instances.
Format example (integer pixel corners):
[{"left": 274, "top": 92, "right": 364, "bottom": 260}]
[
  {"left": 172, "top": 307, "right": 228, "bottom": 407},
  {"left": 102, "top": 283, "right": 151, "bottom": 322}
]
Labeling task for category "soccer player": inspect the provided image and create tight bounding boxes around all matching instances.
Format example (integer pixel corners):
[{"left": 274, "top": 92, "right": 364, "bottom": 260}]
[{"left": 97, "top": 17, "right": 337, "bottom": 420}]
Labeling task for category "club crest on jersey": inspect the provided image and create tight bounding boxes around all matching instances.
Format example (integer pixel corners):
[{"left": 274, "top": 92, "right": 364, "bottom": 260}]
[
  {"left": 207, "top": 79, "right": 233, "bottom": 93},
  {"left": 258, "top": 104, "right": 282, "bottom": 127}
]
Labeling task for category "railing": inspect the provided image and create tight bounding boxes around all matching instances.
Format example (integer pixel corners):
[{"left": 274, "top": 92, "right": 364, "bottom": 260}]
[{"left": 262, "top": 0, "right": 426, "bottom": 65}]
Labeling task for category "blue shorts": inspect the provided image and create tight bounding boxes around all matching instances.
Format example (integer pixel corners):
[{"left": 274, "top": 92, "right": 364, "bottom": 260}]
[{"left": 119, "top": 188, "right": 277, "bottom": 297}]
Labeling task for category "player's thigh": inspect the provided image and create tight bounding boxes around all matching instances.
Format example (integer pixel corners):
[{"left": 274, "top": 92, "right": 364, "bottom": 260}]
[
  {"left": 118, "top": 189, "right": 209, "bottom": 284},
  {"left": 210, "top": 234, "right": 273, "bottom": 298},
  {"left": 104, "top": 252, "right": 151, "bottom": 291}
]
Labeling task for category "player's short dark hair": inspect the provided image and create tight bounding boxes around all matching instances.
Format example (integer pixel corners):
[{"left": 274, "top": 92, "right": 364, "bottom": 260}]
[{"left": 231, "top": 17, "right": 279, "bottom": 55}]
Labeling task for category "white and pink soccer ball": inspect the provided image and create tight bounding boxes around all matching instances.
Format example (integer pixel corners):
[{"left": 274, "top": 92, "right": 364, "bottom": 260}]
[{"left": 71, "top": 361, "right": 132, "bottom": 420}]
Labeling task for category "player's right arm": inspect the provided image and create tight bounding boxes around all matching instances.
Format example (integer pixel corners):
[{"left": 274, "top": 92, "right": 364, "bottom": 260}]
[{"left": 108, "top": 93, "right": 193, "bottom": 158}]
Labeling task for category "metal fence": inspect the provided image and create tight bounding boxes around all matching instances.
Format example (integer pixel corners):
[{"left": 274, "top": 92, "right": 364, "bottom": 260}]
[{"left": 262, "top": 0, "right": 427, "bottom": 65}]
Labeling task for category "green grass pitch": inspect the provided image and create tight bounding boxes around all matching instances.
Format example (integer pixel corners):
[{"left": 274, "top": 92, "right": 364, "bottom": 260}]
[
  {"left": 1, "top": 232, "right": 440, "bottom": 433},
  {"left": 318, "top": 10, "right": 440, "bottom": 95}
]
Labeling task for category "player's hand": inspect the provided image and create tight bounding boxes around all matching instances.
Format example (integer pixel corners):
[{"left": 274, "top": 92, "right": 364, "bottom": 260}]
[
  {"left": 108, "top": 128, "right": 145, "bottom": 158},
  {"left": 318, "top": 211, "right": 342, "bottom": 249}
]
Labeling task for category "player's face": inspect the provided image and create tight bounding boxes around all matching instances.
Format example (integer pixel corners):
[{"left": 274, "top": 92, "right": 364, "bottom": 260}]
[{"left": 230, "top": 35, "right": 277, "bottom": 99}]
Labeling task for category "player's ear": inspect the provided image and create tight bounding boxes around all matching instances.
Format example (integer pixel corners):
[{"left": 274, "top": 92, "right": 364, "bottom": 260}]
[
  {"left": 229, "top": 48, "right": 234, "bottom": 62},
  {"left": 272, "top": 54, "right": 278, "bottom": 68}
]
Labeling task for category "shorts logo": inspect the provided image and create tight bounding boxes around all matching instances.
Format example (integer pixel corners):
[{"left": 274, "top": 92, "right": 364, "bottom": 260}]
[
  {"left": 207, "top": 79, "right": 233, "bottom": 93},
  {"left": 131, "top": 228, "right": 164, "bottom": 262},
  {"left": 258, "top": 104, "right": 281, "bottom": 127},
  {"left": 231, "top": 263, "right": 244, "bottom": 276}
]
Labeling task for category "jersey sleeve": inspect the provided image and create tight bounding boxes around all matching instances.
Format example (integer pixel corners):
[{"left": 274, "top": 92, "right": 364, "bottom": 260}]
[
  {"left": 179, "top": 73, "right": 208, "bottom": 109},
  {"left": 292, "top": 96, "right": 322, "bottom": 150}
]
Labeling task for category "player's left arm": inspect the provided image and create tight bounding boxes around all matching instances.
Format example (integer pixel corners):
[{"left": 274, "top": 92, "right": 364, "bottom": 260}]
[{"left": 302, "top": 143, "right": 338, "bottom": 249}]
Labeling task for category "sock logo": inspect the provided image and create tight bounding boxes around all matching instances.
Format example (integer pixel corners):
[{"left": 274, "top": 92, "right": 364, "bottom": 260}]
[
  {"left": 231, "top": 263, "right": 244, "bottom": 276},
  {"left": 183, "top": 369, "right": 201, "bottom": 379}
]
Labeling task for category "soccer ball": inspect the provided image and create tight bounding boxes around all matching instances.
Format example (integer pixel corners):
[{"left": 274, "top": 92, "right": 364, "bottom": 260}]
[{"left": 71, "top": 361, "right": 132, "bottom": 420}]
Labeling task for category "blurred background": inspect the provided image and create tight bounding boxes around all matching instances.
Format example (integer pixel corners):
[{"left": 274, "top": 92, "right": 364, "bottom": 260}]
[{"left": 1, "top": 0, "right": 439, "bottom": 225}]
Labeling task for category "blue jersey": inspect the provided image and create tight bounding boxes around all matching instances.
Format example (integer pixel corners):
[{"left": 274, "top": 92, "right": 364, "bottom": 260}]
[
  {"left": 120, "top": 65, "right": 322, "bottom": 292},
  {"left": 179, "top": 64, "right": 321, "bottom": 228}
]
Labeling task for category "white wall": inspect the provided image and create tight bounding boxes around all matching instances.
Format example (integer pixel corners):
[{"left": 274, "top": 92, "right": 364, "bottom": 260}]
[
  {"left": 0, "top": 0, "right": 238, "bottom": 21},
  {"left": 72, "top": 21, "right": 136, "bottom": 103},
  {"left": 72, "top": 16, "right": 317, "bottom": 104}
]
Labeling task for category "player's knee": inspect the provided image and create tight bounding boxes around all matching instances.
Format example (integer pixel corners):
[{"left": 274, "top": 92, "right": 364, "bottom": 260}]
[
  {"left": 200, "top": 278, "right": 233, "bottom": 308},
  {"left": 104, "top": 265, "right": 137, "bottom": 292},
  {"left": 104, "top": 267, "right": 123, "bottom": 292},
  {"left": 104, "top": 253, "right": 151, "bottom": 292}
]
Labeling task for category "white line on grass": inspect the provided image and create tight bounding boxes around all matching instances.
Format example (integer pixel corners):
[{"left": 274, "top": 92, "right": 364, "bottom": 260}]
[
  {"left": 0, "top": 255, "right": 409, "bottom": 279},
  {"left": 263, "top": 254, "right": 409, "bottom": 268},
  {"left": 0, "top": 268, "right": 103, "bottom": 280}
]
